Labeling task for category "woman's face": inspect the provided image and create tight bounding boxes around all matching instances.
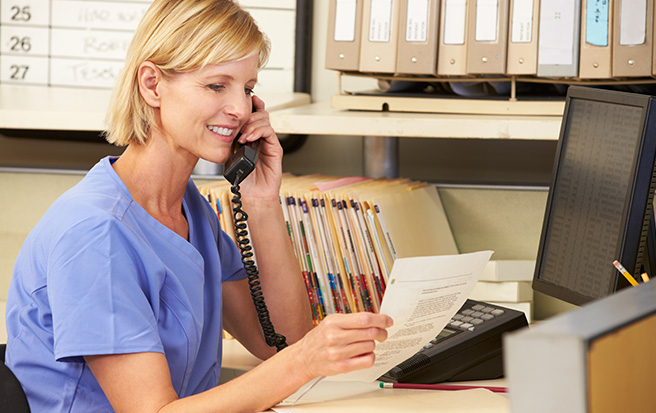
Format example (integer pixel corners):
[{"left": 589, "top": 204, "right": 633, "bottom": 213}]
[{"left": 155, "top": 54, "right": 259, "bottom": 165}]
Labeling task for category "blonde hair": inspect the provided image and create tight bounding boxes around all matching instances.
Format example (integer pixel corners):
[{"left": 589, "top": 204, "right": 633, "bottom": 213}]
[{"left": 105, "top": 0, "right": 270, "bottom": 146}]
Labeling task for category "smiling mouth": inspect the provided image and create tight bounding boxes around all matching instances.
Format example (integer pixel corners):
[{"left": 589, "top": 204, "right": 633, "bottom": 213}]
[{"left": 207, "top": 125, "right": 234, "bottom": 136}]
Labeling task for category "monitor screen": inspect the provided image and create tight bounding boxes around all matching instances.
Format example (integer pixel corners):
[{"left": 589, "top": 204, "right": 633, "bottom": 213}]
[{"left": 532, "top": 86, "right": 656, "bottom": 306}]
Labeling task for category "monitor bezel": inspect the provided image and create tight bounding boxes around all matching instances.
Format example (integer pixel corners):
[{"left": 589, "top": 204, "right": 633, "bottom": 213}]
[{"left": 532, "top": 86, "right": 656, "bottom": 306}]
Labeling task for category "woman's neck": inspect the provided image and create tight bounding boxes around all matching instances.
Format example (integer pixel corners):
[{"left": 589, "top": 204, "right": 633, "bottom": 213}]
[{"left": 112, "top": 141, "right": 196, "bottom": 239}]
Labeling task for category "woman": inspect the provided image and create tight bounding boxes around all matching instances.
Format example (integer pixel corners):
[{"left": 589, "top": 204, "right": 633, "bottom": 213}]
[{"left": 4, "top": 1, "right": 393, "bottom": 411}]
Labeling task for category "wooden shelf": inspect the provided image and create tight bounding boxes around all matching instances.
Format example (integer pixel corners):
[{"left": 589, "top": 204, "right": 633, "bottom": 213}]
[
  {"left": 269, "top": 101, "right": 563, "bottom": 140},
  {"left": 0, "top": 85, "right": 311, "bottom": 131},
  {"left": 1, "top": 85, "right": 112, "bottom": 131},
  {"left": 1, "top": 82, "right": 563, "bottom": 141},
  {"left": 331, "top": 93, "right": 566, "bottom": 116}
]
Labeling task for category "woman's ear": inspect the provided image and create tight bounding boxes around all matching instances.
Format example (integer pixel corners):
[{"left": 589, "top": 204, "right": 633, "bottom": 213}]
[{"left": 137, "top": 61, "right": 162, "bottom": 108}]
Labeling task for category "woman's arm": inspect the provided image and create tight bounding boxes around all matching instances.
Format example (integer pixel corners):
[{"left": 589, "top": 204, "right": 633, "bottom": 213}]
[
  {"left": 222, "top": 94, "right": 312, "bottom": 358},
  {"left": 221, "top": 195, "right": 312, "bottom": 360},
  {"left": 86, "top": 312, "right": 392, "bottom": 412}
]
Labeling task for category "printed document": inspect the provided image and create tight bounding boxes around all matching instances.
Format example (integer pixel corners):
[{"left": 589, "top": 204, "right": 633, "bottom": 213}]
[{"left": 328, "top": 251, "right": 493, "bottom": 382}]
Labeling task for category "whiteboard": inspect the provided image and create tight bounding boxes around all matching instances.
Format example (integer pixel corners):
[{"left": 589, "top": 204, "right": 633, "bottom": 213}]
[{"left": 0, "top": 0, "right": 295, "bottom": 93}]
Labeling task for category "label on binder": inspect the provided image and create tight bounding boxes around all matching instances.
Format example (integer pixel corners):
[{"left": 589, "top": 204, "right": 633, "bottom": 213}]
[
  {"left": 511, "top": 0, "right": 534, "bottom": 43},
  {"left": 443, "top": 0, "right": 467, "bottom": 45},
  {"left": 586, "top": 0, "right": 609, "bottom": 47},
  {"left": 368, "top": 0, "right": 393, "bottom": 42},
  {"left": 334, "top": 0, "right": 357, "bottom": 42},
  {"left": 405, "top": 0, "right": 429, "bottom": 42},
  {"left": 538, "top": 0, "right": 576, "bottom": 65},
  {"left": 619, "top": 0, "right": 647, "bottom": 46},
  {"left": 475, "top": 0, "right": 500, "bottom": 42}
]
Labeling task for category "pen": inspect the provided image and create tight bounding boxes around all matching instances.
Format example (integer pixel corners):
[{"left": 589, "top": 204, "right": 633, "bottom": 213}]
[
  {"left": 612, "top": 260, "right": 639, "bottom": 286},
  {"left": 379, "top": 382, "right": 507, "bottom": 393}
]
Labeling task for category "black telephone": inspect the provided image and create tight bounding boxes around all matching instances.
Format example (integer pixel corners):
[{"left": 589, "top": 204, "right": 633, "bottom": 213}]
[
  {"left": 379, "top": 299, "right": 528, "bottom": 384},
  {"left": 224, "top": 139, "right": 288, "bottom": 352},
  {"left": 223, "top": 140, "right": 260, "bottom": 187}
]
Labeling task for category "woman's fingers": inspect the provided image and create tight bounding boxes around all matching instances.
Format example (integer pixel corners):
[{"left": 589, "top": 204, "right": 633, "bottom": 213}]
[
  {"left": 294, "top": 312, "right": 394, "bottom": 378},
  {"left": 252, "top": 94, "right": 266, "bottom": 112}
]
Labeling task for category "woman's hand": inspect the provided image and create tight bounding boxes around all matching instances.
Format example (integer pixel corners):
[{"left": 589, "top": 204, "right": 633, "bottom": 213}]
[
  {"left": 235, "top": 94, "right": 283, "bottom": 202},
  {"left": 289, "top": 312, "right": 394, "bottom": 381}
]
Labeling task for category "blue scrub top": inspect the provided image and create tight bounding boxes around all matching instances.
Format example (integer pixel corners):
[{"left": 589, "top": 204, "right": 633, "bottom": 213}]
[{"left": 5, "top": 156, "right": 246, "bottom": 412}]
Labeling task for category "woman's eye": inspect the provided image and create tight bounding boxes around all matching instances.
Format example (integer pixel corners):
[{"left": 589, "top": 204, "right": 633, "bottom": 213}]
[
  {"left": 245, "top": 88, "right": 254, "bottom": 96},
  {"left": 208, "top": 84, "right": 224, "bottom": 92}
]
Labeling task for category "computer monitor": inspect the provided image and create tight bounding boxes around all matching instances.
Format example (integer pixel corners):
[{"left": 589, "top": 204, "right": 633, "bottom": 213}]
[{"left": 532, "top": 86, "right": 656, "bottom": 306}]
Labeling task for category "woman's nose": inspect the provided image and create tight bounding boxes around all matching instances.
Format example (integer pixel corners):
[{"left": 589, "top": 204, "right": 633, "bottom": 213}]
[{"left": 224, "top": 93, "right": 252, "bottom": 120}]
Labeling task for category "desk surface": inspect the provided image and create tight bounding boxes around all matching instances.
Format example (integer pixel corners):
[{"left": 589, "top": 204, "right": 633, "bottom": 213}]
[
  {"left": 222, "top": 339, "right": 509, "bottom": 413},
  {"left": 273, "top": 380, "right": 509, "bottom": 413}
]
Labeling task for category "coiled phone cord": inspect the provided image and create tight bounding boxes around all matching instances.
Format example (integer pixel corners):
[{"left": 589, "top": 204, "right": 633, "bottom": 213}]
[{"left": 230, "top": 181, "right": 288, "bottom": 352}]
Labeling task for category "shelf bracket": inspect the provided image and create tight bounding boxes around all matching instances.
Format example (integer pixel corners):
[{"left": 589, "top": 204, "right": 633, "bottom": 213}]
[{"left": 363, "top": 136, "right": 399, "bottom": 178}]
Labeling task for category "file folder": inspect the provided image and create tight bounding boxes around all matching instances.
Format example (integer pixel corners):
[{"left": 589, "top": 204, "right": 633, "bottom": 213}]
[
  {"left": 506, "top": 0, "right": 539, "bottom": 75},
  {"left": 326, "top": 0, "right": 364, "bottom": 71},
  {"left": 612, "top": 0, "right": 653, "bottom": 77},
  {"left": 369, "top": 184, "right": 458, "bottom": 259},
  {"left": 466, "top": 0, "right": 509, "bottom": 74},
  {"left": 198, "top": 175, "right": 459, "bottom": 325},
  {"left": 359, "top": 0, "right": 402, "bottom": 73},
  {"left": 396, "top": 0, "right": 441, "bottom": 75},
  {"left": 579, "top": 0, "right": 613, "bottom": 78},
  {"left": 537, "top": 0, "right": 581, "bottom": 77},
  {"left": 437, "top": 0, "right": 469, "bottom": 75}
]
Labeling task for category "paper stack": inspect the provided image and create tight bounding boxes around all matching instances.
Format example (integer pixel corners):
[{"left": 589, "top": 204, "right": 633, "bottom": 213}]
[
  {"left": 469, "top": 260, "right": 535, "bottom": 323},
  {"left": 198, "top": 175, "right": 458, "bottom": 324}
]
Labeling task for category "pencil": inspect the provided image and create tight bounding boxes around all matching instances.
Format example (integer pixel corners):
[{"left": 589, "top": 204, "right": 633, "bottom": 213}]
[
  {"left": 379, "top": 382, "right": 507, "bottom": 393},
  {"left": 612, "top": 260, "right": 639, "bottom": 286},
  {"left": 641, "top": 272, "right": 650, "bottom": 282}
]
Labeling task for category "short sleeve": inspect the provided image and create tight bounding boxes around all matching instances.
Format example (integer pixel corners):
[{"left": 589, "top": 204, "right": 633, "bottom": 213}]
[
  {"left": 188, "top": 181, "right": 246, "bottom": 283},
  {"left": 47, "top": 216, "right": 164, "bottom": 362},
  {"left": 216, "top": 223, "right": 247, "bottom": 283}
]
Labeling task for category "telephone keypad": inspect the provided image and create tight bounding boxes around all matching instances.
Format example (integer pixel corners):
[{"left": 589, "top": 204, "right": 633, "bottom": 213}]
[
  {"left": 447, "top": 302, "right": 506, "bottom": 333},
  {"left": 419, "top": 302, "right": 515, "bottom": 353}
]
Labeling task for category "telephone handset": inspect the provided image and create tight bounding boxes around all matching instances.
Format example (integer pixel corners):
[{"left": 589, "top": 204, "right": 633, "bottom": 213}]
[
  {"left": 224, "top": 103, "right": 260, "bottom": 187},
  {"left": 223, "top": 140, "right": 260, "bottom": 187},
  {"left": 224, "top": 138, "right": 288, "bottom": 352}
]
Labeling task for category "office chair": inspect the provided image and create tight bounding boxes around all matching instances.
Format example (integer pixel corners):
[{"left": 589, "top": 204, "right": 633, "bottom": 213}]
[{"left": 0, "top": 343, "right": 31, "bottom": 412}]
